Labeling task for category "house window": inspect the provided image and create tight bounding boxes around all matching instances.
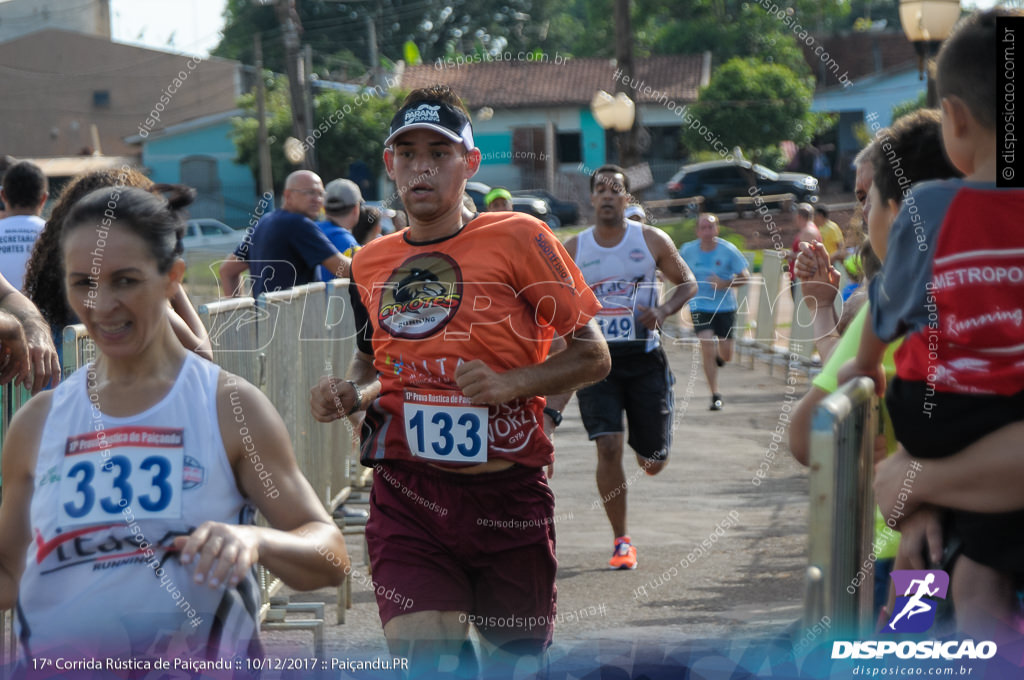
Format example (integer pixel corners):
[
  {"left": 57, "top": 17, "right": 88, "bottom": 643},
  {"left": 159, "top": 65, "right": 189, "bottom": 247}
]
[
  {"left": 556, "top": 132, "right": 581, "bottom": 164},
  {"left": 93, "top": 90, "right": 111, "bottom": 108}
]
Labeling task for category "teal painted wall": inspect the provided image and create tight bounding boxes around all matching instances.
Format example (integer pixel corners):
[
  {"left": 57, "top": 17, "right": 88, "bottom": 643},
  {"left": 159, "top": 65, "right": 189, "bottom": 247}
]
[
  {"left": 580, "top": 109, "right": 606, "bottom": 173},
  {"left": 142, "top": 121, "right": 258, "bottom": 227},
  {"left": 475, "top": 132, "right": 513, "bottom": 165}
]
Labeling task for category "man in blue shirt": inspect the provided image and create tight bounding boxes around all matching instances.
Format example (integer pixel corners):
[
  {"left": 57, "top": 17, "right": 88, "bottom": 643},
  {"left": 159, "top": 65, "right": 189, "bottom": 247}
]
[
  {"left": 219, "top": 170, "right": 350, "bottom": 297},
  {"left": 316, "top": 178, "right": 362, "bottom": 280},
  {"left": 679, "top": 214, "right": 750, "bottom": 410}
]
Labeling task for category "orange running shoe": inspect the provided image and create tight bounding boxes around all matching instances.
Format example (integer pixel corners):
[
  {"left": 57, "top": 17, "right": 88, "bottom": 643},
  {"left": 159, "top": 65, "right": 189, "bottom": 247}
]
[{"left": 609, "top": 536, "right": 637, "bottom": 570}]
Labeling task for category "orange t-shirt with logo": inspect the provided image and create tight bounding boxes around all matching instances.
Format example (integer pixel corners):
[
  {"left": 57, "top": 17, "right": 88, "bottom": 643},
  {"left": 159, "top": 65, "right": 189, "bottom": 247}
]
[{"left": 350, "top": 212, "right": 601, "bottom": 468}]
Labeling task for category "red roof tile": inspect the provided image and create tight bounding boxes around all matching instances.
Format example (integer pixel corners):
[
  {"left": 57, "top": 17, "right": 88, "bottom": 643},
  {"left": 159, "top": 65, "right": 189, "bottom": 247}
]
[{"left": 398, "top": 54, "right": 708, "bottom": 108}]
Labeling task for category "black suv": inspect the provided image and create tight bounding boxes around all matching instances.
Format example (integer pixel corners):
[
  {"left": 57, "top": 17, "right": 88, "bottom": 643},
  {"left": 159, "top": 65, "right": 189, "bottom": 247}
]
[
  {"left": 464, "top": 182, "right": 561, "bottom": 228},
  {"left": 665, "top": 160, "right": 819, "bottom": 213},
  {"left": 511, "top": 189, "right": 579, "bottom": 226}
]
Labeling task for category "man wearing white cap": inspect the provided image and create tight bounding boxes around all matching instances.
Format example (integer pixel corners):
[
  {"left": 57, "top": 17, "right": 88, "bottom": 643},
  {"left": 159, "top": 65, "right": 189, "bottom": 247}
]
[{"left": 309, "top": 85, "right": 609, "bottom": 676}]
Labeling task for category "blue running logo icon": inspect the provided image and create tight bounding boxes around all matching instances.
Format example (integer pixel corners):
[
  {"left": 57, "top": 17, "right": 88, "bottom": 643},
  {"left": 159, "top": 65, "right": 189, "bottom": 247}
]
[{"left": 886, "top": 570, "right": 949, "bottom": 634}]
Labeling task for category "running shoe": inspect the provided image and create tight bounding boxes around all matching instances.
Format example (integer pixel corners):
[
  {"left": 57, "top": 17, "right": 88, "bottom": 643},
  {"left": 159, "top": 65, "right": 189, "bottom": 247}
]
[
  {"left": 609, "top": 536, "right": 638, "bottom": 570},
  {"left": 715, "top": 355, "right": 726, "bottom": 367},
  {"left": 710, "top": 394, "right": 723, "bottom": 411}
]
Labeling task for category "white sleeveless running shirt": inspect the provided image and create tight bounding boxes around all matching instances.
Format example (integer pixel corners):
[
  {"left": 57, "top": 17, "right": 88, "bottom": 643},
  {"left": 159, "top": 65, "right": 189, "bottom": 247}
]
[
  {"left": 17, "top": 352, "right": 261, "bottom": 662},
  {"left": 575, "top": 219, "right": 661, "bottom": 353}
]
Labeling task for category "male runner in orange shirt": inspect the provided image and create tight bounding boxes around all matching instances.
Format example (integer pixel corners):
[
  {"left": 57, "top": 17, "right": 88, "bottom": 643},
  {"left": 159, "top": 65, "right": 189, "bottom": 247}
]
[{"left": 310, "top": 85, "right": 609, "bottom": 677}]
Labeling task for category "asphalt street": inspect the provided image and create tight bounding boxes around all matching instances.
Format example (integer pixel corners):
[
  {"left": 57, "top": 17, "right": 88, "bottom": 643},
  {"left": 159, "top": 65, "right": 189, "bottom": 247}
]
[{"left": 265, "top": 338, "right": 816, "bottom": 676}]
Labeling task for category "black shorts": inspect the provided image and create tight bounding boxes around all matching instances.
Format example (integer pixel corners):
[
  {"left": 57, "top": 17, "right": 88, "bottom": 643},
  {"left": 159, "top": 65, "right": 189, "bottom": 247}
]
[
  {"left": 576, "top": 346, "right": 674, "bottom": 460},
  {"left": 887, "top": 378, "right": 1024, "bottom": 571},
  {"left": 691, "top": 310, "right": 737, "bottom": 339}
]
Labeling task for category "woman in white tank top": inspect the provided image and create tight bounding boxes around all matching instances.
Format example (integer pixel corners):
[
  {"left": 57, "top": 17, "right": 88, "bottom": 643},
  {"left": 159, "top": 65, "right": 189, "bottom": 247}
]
[{"left": 0, "top": 186, "right": 348, "bottom": 664}]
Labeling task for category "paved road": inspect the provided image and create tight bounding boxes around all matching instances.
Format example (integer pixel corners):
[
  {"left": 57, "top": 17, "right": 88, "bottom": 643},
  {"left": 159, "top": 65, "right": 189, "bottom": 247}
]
[{"left": 264, "top": 338, "right": 813, "bottom": 673}]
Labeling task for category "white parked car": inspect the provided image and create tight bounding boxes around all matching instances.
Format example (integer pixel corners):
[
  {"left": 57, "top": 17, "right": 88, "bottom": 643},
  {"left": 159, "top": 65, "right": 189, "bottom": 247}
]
[{"left": 183, "top": 218, "right": 245, "bottom": 254}]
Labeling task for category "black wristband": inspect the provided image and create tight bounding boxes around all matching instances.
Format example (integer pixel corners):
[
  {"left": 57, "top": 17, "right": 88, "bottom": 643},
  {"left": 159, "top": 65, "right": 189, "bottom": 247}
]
[{"left": 543, "top": 406, "right": 563, "bottom": 427}]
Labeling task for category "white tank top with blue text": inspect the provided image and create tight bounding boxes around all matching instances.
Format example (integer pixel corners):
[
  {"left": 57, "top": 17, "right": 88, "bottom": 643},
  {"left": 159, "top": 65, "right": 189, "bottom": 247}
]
[
  {"left": 17, "top": 352, "right": 261, "bottom": 662},
  {"left": 576, "top": 219, "right": 660, "bottom": 353}
]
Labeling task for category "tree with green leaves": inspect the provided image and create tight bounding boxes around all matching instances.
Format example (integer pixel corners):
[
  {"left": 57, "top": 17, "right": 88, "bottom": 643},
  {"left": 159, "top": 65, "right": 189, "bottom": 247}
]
[
  {"left": 230, "top": 75, "right": 399, "bottom": 194},
  {"left": 213, "top": 1, "right": 878, "bottom": 91},
  {"left": 891, "top": 91, "right": 929, "bottom": 121},
  {"left": 683, "top": 57, "right": 834, "bottom": 163},
  {"left": 544, "top": 0, "right": 851, "bottom": 71},
  {"left": 213, "top": 0, "right": 563, "bottom": 77}
]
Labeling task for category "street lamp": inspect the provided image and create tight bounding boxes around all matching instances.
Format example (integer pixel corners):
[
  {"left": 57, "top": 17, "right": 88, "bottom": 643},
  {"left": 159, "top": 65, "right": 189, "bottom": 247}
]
[
  {"left": 898, "top": 0, "right": 961, "bottom": 107},
  {"left": 591, "top": 90, "right": 637, "bottom": 172},
  {"left": 590, "top": 90, "right": 635, "bottom": 133}
]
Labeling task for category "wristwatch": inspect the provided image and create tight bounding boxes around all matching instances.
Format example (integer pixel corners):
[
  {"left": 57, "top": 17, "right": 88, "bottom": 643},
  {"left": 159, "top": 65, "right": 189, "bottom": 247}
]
[
  {"left": 543, "top": 407, "right": 563, "bottom": 427},
  {"left": 344, "top": 380, "right": 364, "bottom": 415}
]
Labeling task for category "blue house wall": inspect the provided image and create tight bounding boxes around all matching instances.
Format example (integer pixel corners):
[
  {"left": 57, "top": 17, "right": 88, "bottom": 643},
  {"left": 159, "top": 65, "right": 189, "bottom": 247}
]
[
  {"left": 141, "top": 120, "right": 258, "bottom": 227},
  {"left": 469, "top": 107, "right": 613, "bottom": 189},
  {"left": 579, "top": 109, "right": 606, "bottom": 174},
  {"left": 812, "top": 68, "right": 927, "bottom": 177}
]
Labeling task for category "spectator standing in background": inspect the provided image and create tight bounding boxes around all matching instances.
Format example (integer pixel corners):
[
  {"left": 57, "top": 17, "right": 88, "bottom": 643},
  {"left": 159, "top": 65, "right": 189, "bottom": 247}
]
[
  {"left": 813, "top": 205, "right": 845, "bottom": 264},
  {"left": 485, "top": 187, "right": 513, "bottom": 212},
  {"left": 352, "top": 205, "right": 383, "bottom": 246},
  {"left": 219, "top": 170, "right": 350, "bottom": 298},
  {"left": 0, "top": 161, "right": 47, "bottom": 290},
  {"left": 786, "top": 203, "right": 821, "bottom": 299},
  {"left": 316, "top": 178, "right": 362, "bottom": 280}
]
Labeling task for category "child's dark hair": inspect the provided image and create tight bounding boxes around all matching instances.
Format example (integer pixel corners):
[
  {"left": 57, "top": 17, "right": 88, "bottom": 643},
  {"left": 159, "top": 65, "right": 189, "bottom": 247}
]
[
  {"left": 353, "top": 205, "right": 382, "bottom": 245},
  {"left": 868, "top": 109, "right": 961, "bottom": 205},
  {"left": 62, "top": 185, "right": 195, "bottom": 274},
  {"left": 935, "top": 8, "right": 1024, "bottom": 131}
]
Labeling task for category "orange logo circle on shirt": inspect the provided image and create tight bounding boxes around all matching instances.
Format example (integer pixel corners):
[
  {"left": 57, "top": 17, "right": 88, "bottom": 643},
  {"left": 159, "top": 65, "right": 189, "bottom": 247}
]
[{"left": 378, "top": 253, "right": 463, "bottom": 338}]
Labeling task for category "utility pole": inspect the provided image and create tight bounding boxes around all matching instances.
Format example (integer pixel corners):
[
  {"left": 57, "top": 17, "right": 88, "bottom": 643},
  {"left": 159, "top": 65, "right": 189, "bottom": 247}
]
[
  {"left": 613, "top": 0, "right": 640, "bottom": 170},
  {"left": 303, "top": 43, "right": 317, "bottom": 172},
  {"left": 365, "top": 14, "right": 380, "bottom": 88},
  {"left": 273, "top": 0, "right": 311, "bottom": 169},
  {"left": 254, "top": 34, "right": 274, "bottom": 198}
]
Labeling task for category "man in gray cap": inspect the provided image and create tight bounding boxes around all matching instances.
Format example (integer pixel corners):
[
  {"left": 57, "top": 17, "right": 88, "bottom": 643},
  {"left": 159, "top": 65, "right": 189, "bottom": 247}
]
[{"left": 315, "top": 178, "right": 362, "bottom": 280}]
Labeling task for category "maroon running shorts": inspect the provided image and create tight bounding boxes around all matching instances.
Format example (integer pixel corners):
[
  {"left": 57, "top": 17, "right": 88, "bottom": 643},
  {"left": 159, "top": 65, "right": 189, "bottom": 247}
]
[{"left": 366, "top": 460, "right": 557, "bottom": 654}]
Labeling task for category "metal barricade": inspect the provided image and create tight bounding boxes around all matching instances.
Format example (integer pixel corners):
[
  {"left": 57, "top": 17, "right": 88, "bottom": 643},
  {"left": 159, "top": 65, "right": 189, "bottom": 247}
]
[
  {"left": 804, "top": 376, "right": 877, "bottom": 638},
  {"left": 739, "top": 249, "right": 786, "bottom": 370},
  {"left": 260, "top": 284, "right": 320, "bottom": 489},
  {"left": 259, "top": 281, "right": 357, "bottom": 510},
  {"left": 198, "top": 296, "right": 262, "bottom": 387},
  {"left": 62, "top": 324, "right": 97, "bottom": 378},
  {"left": 788, "top": 283, "right": 817, "bottom": 362},
  {"left": 754, "top": 249, "right": 785, "bottom": 351},
  {"left": 0, "top": 379, "right": 32, "bottom": 673},
  {"left": 322, "top": 279, "right": 358, "bottom": 507}
]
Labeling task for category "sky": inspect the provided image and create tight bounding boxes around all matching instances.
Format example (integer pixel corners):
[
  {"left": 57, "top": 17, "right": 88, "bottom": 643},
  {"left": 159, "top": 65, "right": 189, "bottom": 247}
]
[
  {"left": 110, "top": 0, "right": 229, "bottom": 57},
  {"left": 109, "top": 0, "right": 1003, "bottom": 58}
]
